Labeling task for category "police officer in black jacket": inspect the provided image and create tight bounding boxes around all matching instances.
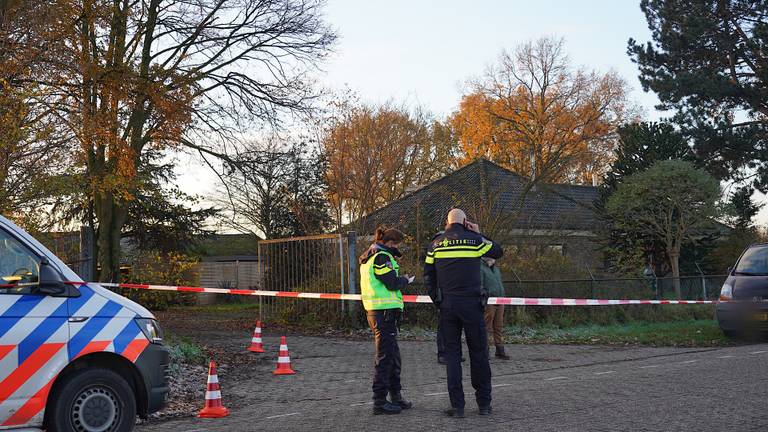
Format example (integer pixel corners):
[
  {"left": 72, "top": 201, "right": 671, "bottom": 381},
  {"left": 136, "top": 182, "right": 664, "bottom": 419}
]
[
  {"left": 430, "top": 231, "right": 465, "bottom": 365},
  {"left": 424, "top": 209, "right": 503, "bottom": 418}
]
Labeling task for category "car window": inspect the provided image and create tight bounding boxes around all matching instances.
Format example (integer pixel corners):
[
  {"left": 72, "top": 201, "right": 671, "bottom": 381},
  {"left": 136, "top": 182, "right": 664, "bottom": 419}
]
[
  {"left": 735, "top": 246, "right": 768, "bottom": 275},
  {"left": 0, "top": 229, "right": 41, "bottom": 294}
]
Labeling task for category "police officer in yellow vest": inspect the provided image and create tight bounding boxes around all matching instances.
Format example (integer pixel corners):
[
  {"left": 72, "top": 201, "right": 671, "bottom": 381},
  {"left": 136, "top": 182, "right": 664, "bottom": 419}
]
[{"left": 359, "top": 227, "right": 414, "bottom": 415}]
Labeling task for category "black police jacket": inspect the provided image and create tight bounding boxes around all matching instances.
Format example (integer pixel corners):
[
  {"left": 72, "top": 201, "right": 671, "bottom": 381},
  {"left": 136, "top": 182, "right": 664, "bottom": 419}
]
[{"left": 423, "top": 223, "right": 503, "bottom": 303}]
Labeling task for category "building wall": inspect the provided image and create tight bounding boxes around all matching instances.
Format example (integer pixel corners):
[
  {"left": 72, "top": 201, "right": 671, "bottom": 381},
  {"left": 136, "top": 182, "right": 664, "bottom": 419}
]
[
  {"left": 504, "top": 231, "right": 603, "bottom": 273},
  {"left": 199, "top": 261, "right": 262, "bottom": 289}
]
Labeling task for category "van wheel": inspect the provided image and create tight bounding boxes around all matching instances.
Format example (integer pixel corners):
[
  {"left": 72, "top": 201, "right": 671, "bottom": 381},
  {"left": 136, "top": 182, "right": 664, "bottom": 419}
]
[{"left": 48, "top": 368, "right": 136, "bottom": 432}]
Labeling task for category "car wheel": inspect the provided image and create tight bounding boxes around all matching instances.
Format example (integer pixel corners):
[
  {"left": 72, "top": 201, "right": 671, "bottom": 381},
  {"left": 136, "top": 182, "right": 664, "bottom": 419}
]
[{"left": 47, "top": 368, "right": 136, "bottom": 432}]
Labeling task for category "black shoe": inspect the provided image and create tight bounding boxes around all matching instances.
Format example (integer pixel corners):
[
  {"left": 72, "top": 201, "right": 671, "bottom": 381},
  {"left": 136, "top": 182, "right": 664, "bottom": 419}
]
[
  {"left": 438, "top": 356, "right": 466, "bottom": 364},
  {"left": 444, "top": 407, "right": 465, "bottom": 418},
  {"left": 390, "top": 392, "right": 413, "bottom": 410},
  {"left": 495, "top": 345, "right": 510, "bottom": 360},
  {"left": 479, "top": 406, "right": 493, "bottom": 415},
  {"left": 373, "top": 400, "right": 402, "bottom": 415}
]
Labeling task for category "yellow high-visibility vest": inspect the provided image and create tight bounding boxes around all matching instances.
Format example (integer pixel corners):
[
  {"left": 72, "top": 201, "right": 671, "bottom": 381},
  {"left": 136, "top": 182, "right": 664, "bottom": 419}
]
[{"left": 360, "top": 251, "right": 404, "bottom": 311}]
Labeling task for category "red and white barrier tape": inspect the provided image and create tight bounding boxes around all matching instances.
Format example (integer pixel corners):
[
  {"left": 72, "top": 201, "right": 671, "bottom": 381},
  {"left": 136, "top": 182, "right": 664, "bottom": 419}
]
[{"left": 92, "top": 282, "right": 724, "bottom": 306}]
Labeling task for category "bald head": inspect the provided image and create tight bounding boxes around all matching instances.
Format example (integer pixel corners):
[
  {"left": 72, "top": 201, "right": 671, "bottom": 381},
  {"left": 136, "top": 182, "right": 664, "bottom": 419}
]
[{"left": 447, "top": 208, "right": 467, "bottom": 225}]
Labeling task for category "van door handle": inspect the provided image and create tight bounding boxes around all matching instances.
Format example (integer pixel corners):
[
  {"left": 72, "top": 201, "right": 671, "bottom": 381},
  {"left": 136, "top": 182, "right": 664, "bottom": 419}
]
[{"left": 68, "top": 316, "right": 88, "bottom": 323}]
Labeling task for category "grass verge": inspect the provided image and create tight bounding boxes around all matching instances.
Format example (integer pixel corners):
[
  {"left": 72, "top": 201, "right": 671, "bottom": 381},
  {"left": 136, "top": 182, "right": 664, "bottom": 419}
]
[
  {"left": 165, "top": 334, "right": 206, "bottom": 372},
  {"left": 503, "top": 320, "right": 734, "bottom": 347}
]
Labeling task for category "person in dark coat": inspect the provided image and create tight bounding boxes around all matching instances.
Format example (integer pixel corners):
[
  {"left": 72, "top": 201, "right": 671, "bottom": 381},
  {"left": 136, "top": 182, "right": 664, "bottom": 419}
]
[
  {"left": 424, "top": 209, "right": 503, "bottom": 418},
  {"left": 481, "top": 258, "right": 510, "bottom": 360}
]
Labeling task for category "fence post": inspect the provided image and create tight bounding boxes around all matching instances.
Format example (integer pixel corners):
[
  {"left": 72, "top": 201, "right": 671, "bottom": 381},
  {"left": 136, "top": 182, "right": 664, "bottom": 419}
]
[
  {"left": 694, "top": 262, "right": 706, "bottom": 300},
  {"left": 585, "top": 265, "right": 596, "bottom": 298},
  {"left": 509, "top": 267, "right": 522, "bottom": 295},
  {"left": 235, "top": 260, "right": 240, "bottom": 289},
  {"left": 79, "top": 225, "right": 93, "bottom": 281},
  {"left": 338, "top": 234, "right": 346, "bottom": 314},
  {"left": 347, "top": 231, "right": 358, "bottom": 316},
  {"left": 257, "top": 241, "right": 263, "bottom": 322}
]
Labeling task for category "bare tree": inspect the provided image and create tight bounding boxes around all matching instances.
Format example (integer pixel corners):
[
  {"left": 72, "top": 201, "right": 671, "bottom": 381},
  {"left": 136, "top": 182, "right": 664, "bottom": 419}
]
[
  {"left": 216, "top": 139, "right": 331, "bottom": 238},
  {"left": 216, "top": 139, "right": 293, "bottom": 239}
]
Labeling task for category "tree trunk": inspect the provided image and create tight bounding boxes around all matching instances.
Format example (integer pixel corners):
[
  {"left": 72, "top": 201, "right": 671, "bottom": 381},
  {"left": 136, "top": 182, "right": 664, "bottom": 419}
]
[
  {"left": 669, "top": 252, "right": 682, "bottom": 299},
  {"left": 95, "top": 192, "right": 127, "bottom": 282}
]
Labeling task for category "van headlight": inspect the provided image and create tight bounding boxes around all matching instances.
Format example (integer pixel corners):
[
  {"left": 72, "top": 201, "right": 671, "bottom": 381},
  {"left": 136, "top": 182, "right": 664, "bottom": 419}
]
[
  {"left": 135, "top": 318, "right": 164, "bottom": 344},
  {"left": 720, "top": 283, "right": 733, "bottom": 301}
]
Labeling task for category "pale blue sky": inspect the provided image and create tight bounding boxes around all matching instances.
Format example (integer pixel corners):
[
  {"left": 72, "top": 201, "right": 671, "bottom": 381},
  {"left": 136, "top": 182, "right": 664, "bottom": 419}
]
[{"left": 320, "top": 0, "right": 661, "bottom": 117}]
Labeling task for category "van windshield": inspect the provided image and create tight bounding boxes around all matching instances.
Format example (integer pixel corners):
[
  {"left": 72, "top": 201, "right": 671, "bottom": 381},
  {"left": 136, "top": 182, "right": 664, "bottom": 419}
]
[
  {"left": 0, "top": 229, "right": 41, "bottom": 293},
  {"left": 735, "top": 246, "right": 768, "bottom": 275}
]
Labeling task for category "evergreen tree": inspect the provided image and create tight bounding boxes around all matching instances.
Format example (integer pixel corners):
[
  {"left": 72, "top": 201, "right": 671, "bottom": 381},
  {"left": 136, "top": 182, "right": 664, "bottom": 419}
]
[
  {"left": 606, "top": 160, "right": 721, "bottom": 298},
  {"left": 598, "top": 122, "right": 697, "bottom": 275},
  {"left": 629, "top": 0, "right": 768, "bottom": 189},
  {"left": 728, "top": 185, "right": 762, "bottom": 231}
]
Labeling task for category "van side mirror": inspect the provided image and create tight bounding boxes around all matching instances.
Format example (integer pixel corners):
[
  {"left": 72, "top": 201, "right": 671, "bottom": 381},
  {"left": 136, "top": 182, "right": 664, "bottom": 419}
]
[
  {"left": 727, "top": 266, "right": 734, "bottom": 275},
  {"left": 36, "top": 261, "right": 67, "bottom": 295}
]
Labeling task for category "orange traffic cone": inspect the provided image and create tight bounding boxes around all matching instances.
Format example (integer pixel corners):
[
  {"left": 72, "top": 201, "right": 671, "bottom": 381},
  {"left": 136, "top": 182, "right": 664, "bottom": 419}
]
[
  {"left": 197, "top": 360, "right": 230, "bottom": 418},
  {"left": 273, "top": 336, "right": 296, "bottom": 375},
  {"left": 247, "top": 321, "right": 265, "bottom": 353}
]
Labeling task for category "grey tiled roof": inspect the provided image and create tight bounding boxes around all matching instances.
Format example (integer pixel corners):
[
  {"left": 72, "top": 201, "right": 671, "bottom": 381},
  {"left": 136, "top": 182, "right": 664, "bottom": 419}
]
[{"left": 354, "top": 159, "right": 599, "bottom": 234}]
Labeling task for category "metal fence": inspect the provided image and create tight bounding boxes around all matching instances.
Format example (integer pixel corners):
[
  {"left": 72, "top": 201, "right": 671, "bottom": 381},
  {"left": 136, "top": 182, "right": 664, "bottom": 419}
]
[
  {"left": 255, "top": 233, "right": 357, "bottom": 323},
  {"left": 245, "top": 232, "right": 729, "bottom": 325}
]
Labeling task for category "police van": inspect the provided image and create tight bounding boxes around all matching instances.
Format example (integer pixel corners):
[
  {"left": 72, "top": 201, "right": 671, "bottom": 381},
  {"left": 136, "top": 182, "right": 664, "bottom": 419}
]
[{"left": 0, "top": 215, "right": 169, "bottom": 431}]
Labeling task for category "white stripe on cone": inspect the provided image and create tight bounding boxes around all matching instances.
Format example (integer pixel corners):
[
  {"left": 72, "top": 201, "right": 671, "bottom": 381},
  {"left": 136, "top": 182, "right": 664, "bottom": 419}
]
[
  {"left": 278, "top": 356, "right": 291, "bottom": 363},
  {"left": 205, "top": 390, "right": 222, "bottom": 400},
  {"left": 279, "top": 345, "right": 288, "bottom": 351},
  {"left": 207, "top": 375, "right": 219, "bottom": 384}
]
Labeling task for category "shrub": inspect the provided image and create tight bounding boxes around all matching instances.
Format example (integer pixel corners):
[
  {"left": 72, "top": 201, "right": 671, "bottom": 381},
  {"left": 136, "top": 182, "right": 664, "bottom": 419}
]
[{"left": 120, "top": 251, "right": 199, "bottom": 310}]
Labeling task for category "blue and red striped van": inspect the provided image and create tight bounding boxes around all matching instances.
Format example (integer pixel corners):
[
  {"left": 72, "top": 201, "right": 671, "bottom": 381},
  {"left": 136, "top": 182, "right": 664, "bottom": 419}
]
[{"left": 0, "top": 215, "right": 169, "bottom": 431}]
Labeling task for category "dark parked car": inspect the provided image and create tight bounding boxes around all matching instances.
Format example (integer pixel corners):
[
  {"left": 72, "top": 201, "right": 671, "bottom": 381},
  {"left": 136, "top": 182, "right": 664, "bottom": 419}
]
[{"left": 717, "top": 243, "right": 768, "bottom": 337}]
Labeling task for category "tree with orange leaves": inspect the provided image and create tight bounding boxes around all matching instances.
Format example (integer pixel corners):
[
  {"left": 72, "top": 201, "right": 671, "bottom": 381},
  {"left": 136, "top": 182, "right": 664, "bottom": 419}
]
[
  {"left": 322, "top": 101, "right": 458, "bottom": 228},
  {"left": 2, "top": 0, "right": 336, "bottom": 281},
  {"left": 452, "top": 37, "right": 637, "bottom": 185}
]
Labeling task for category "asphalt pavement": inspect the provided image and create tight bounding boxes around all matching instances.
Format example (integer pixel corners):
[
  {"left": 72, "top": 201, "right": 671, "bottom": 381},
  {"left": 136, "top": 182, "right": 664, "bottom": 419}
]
[{"left": 138, "top": 335, "right": 768, "bottom": 432}]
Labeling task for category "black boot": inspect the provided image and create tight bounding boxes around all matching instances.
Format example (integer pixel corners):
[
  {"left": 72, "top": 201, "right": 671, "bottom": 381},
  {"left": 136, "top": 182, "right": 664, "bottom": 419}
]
[
  {"left": 495, "top": 345, "right": 510, "bottom": 360},
  {"left": 444, "top": 407, "right": 465, "bottom": 418},
  {"left": 390, "top": 391, "right": 413, "bottom": 409},
  {"left": 373, "top": 399, "right": 402, "bottom": 415}
]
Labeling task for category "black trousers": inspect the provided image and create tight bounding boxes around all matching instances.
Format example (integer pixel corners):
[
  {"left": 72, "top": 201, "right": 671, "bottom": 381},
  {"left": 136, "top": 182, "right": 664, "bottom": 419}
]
[
  {"left": 436, "top": 309, "right": 445, "bottom": 358},
  {"left": 437, "top": 309, "right": 463, "bottom": 359},
  {"left": 440, "top": 297, "right": 491, "bottom": 409},
  {"left": 367, "top": 309, "right": 402, "bottom": 400}
]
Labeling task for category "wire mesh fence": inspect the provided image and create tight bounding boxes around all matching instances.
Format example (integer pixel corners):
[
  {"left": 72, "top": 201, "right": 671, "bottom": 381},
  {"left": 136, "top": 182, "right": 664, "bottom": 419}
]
[
  {"left": 246, "top": 232, "right": 729, "bottom": 326},
  {"left": 256, "top": 234, "right": 353, "bottom": 324}
]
